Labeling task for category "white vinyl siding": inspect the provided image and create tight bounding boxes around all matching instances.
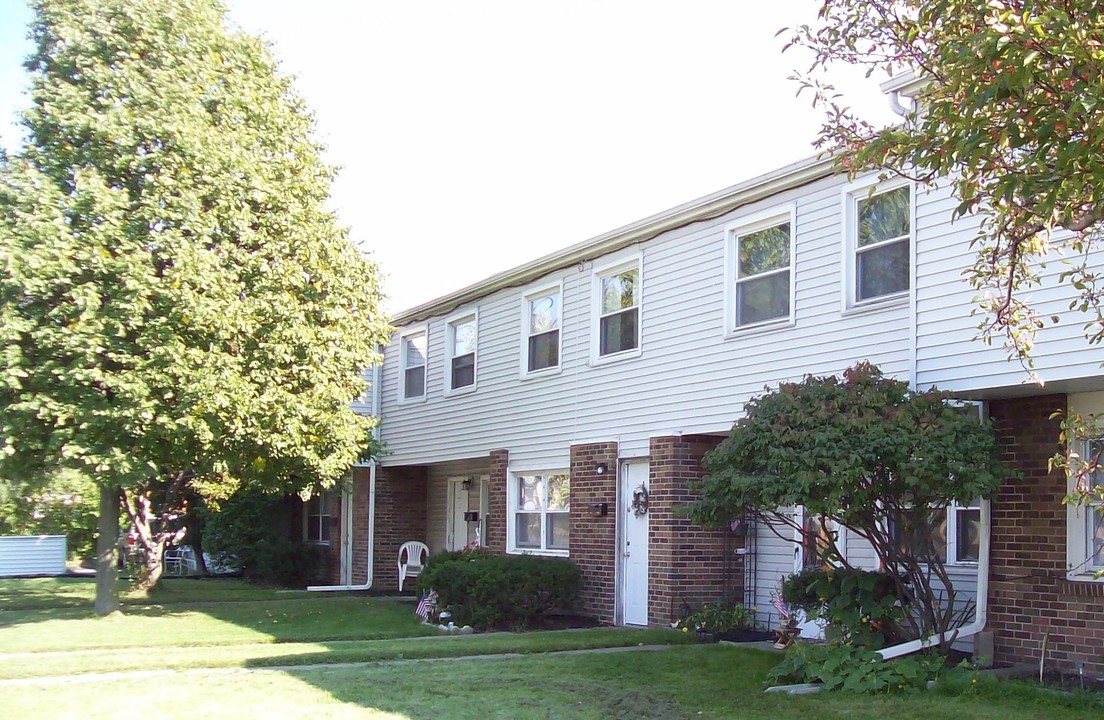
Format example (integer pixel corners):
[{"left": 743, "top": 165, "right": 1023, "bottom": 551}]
[
  {"left": 913, "top": 179, "right": 1104, "bottom": 394},
  {"left": 379, "top": 170, "right": 912, "bottom": 469},
  {"left": 0, "top": 536, "right": 66, "bottom": 577}
]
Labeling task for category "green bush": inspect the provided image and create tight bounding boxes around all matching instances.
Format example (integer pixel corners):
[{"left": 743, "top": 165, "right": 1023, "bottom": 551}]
[
  {"left": 782, "top": 566, "right": 904, "bottom": 647},
  {"left": 766, "top": 642, "right": 953, "bottom": 694},
  {"left": 675, "top": 601, "right": 759, "bottom": 634},
  {"left": 201, "top": 488, "right": 319, "bottom": 587},
  {"left": 417, "top": 550, "right": 582, "bottom": 629}
]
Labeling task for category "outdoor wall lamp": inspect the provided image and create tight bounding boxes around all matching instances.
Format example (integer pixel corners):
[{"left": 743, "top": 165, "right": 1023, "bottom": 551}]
[
  {"left": 461, "top": 477, "right": 473, "bottom": 490},
  {"left": 595, "top": 462, "right": 608, "bottom": 475}
]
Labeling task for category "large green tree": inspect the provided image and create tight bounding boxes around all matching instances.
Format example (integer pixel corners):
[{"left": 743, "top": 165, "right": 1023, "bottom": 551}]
[
  {"left": 787, "top": 1, "right": 1104, "bottom": 364},
  {"left": 0, "top": 0, "right": 389, "bottom": 613},
  {"left": 691, "top": 363, "right": 1006, "bottom": 645}
]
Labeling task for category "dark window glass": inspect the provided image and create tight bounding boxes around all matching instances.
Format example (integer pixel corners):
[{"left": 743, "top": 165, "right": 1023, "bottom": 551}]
[{"left": 528, "top": 330, "right": 559, "bottom": 372}]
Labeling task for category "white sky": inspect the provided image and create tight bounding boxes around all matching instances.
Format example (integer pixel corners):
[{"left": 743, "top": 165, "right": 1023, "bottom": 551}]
[{"left": 0, "top": 0, "right": 897, "bottom": 313}]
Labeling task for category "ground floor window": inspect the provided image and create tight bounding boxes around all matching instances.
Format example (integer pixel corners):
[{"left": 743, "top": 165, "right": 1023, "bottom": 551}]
[
  {"left": 305, "top": 492, "right": 333, "bottom": 545},
  {"left": 508, "top": 471, "right": 569, "bottom": 554}
]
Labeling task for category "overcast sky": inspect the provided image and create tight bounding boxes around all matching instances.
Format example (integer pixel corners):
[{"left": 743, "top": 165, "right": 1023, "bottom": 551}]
[{"left": 0, "top": 0, "right": 897, "bottom": 313}]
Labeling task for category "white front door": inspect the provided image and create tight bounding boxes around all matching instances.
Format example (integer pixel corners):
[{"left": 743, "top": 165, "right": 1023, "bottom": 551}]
[
  {"left": 792, "top": 507, "right": 842, "bottom": 639},
  {"left": 447, "top": 478, "right": 471, "bottom": 551},
  {"left": 620, "top": 461, "right": 650, "bottom": 626}
]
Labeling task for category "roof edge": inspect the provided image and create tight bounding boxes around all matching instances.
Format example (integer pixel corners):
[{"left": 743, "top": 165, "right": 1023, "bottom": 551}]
[{"left": 392, "top": 152, "right": 837, "bottom": 325}]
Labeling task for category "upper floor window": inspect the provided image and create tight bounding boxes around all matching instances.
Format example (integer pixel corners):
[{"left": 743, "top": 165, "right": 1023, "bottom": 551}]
[
  {"left": 849, "top": 183, "right": 911, "bottom": 304},
  {"left": 726, "top": 205, "right": 795, "bottom": 333},
  {"left": 508, "top": 471, "right": 570, "bottom": 554},
  {"left": 446, "top": 313, "right": 477, "bottom": 392},
  {"left": 305, "top": 492, "right": 332, "bottom": 544},
  {"left": 523, "top": 286, "right": 561, "bottom": 375},
  {"left": 594, "top": 259, "right": 641, "bottom": 359},
  {"left": 400, "top": 329, "right": 427, "bottom": 400}
]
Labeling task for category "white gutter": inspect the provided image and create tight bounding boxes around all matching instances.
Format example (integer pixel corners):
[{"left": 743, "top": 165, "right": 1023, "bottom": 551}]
[
  {"left": 308, "top": 361, "right": 382, "bottom": 592},
  {"left": 878, "top": 498, "right": 990, "bottom": 659}
]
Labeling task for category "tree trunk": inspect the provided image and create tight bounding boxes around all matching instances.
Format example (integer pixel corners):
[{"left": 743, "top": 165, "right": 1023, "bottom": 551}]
[{"left": 94, "top": 486, "right": 121, "bottom": 616}]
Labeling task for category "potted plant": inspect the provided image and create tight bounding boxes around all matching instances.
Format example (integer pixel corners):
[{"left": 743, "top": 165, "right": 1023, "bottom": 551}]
[{"left": 675, "top": 601, "right": 773, "bottom": 642}]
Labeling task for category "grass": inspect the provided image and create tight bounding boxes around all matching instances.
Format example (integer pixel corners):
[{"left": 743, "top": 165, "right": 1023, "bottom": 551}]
[
  {"left": 0, "top": 576, "right": 313, "bottom": 610},
  {"left": 1, "top": 577, "right": 1100, "bottom": 719},
  {"left": 5, "top": 646, "right": 1102, "bottom": 720}
]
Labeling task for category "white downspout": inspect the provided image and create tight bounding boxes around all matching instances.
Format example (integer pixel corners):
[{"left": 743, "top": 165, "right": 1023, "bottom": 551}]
[
  {"left": 878, "top": 498, "right": 990, "bottom": 659},
  {"left": 308, "top": 360, "right": 382, "bottom": 592}
]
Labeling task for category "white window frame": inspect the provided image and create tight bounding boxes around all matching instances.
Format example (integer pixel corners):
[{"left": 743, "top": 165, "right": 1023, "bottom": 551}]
[
  {"left": 1066, "top": 437, "right": 1104, "bottom": 579},
  {"left": 506, "top": 470, "right": 570, "bottom": 556},
  {"left": 304, "top": 492, "right": 332, "bottom": 545},
  {"left": 399, "top": 326, "right": 428, "bottom": 402},
  {"left": 445, "top": 310, "right": 478, "bottom": 395},
  {"left": 841, "top": 177, "right": 913, "bottom": 313},
  {"left": 590, "top": 254, "right": 643, "bottom": 364},
  {"left": 724, "top": 204, "right": 797, "bottom": 336},
  {"left": 519, "top": 281, "right": 563, "bottom": 379}
]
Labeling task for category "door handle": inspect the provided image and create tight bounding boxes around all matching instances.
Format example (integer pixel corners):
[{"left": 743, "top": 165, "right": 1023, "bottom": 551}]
[{"left": 624, "top": 551, "right": 630, "bottom": 557}]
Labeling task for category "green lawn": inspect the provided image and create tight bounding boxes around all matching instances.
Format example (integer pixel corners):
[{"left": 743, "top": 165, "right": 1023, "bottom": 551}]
[{"left": 1, "top": 577, "right": 1099, "bottom": 719}]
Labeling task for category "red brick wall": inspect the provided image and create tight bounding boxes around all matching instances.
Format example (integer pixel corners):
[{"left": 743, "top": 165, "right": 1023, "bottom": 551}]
[
  {"left": 371, "top": 465, "right": 428, "bottom": 593},
  {"left": 988, "top": 394, "right": 1104, "bottom": 672},
  {"left": 569, "top": 442, "right": 619, "bottom": 621},
  {"left": 350, "top": 467, "right": 372, "bottom": 585},
  {"left": 486, "top": 449, "right": 509, "bottom": 553},
  {"left": 649, "top": 434, "right": 741, "bottom": 626}
]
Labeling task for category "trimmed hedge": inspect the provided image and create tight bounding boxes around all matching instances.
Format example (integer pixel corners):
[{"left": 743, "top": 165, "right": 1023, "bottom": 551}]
[{"left": 417, "top": 549, "right": 582, "bottom": 629}]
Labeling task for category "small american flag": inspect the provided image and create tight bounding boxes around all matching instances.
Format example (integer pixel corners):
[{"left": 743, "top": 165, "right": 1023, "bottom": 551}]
[
  {"left": 415, "top": 590, "right": 437, "bottom": 620},
  {"left": 772, "top": 592, "right": 789, "bottom": 620}
]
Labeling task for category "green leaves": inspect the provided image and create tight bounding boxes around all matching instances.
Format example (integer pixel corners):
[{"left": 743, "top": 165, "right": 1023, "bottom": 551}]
[
  {"left": 0, "top": 0, "right": 390, "bottom": 503},
  {"left": 790, "top": 1, "right": 1104, "bottom": 361}
]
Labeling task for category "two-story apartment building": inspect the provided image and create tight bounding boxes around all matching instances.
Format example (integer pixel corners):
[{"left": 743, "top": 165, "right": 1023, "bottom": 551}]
[{"left": 307, "top": 147, "right": 1104, "bottom": 671}]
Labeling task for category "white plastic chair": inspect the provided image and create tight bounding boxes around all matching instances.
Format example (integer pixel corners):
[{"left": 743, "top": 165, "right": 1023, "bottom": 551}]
[
  {"left": 164, "top": 545, "right": 196, "bottom": 576},
  {"left": 397, "top": 541, "right": 429, "bottom": 592}
]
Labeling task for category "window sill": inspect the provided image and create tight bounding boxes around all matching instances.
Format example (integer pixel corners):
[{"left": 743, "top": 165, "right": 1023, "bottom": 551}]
[
  {"left": 842, "top": 292, "right": 909, "bottom": 317},
  {"left": 589, "top": 347, "right": 642, "bottom": 367},
  {"left": 397, "top": 394, "right": 428, "bottom": 405},
  {"left": 507, "top": 548, "right": 569, "bottom": 558},
  {"left": 444, "top": 385, "right": 477, "bottom": 398},
  {"left": 519, "top": 366, "right": 562, "bottom": 382},
  {"left": 725, "top": 316, "right": 795, "bottom": 340}
]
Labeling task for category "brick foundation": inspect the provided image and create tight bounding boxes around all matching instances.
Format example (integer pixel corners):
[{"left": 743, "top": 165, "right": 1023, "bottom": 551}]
[
  {"left": 648, "top": 435, "right": 741, "bottom": 626},
  {"left": 987, "top": 394, "right": 1104, "bottom": 672},
  {"left": 371, "top": 465, "right": 428, "bottom": 593},
  {"left": 569, "top": 442, "right": 619, "bottom": 621}
]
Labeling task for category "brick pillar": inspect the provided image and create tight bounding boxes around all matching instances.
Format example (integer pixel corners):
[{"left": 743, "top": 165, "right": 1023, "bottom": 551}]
[
  {"left": 648, "top": 434, "right": 740, "bottom": 626},
  {"left": 987, "top": 394, "right": 1104, "bottom": 673},
  {"left": 569, "top": 441, "right": 619, "bottom": 621},
  {"left": 486, "top": 449, "right": 509, "bottom": 553},
  {"left": 350, "top": 466, "right": 372, "bottom": 585},
  {"left": 371, "top": 465, "right": 428, "bottom": 593}
]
